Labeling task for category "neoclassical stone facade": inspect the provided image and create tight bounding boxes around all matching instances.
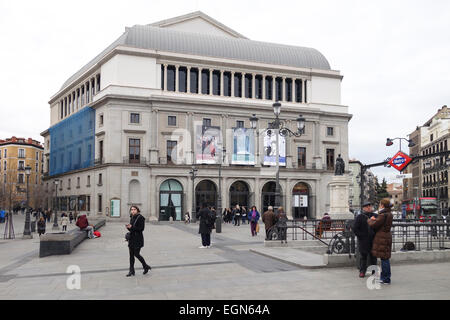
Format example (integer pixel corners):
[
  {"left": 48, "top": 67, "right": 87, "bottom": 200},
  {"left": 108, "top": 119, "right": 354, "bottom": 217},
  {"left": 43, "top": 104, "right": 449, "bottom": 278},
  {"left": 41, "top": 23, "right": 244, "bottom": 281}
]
[{"left": 41, "top": 11, "right": 351, "bottom": 221}]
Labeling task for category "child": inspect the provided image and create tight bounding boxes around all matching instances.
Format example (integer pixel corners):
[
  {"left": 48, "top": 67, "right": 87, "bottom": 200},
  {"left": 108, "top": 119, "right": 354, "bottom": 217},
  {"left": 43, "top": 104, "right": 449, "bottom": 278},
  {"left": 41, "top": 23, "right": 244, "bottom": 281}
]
[{"left": 61, "top": 213, "right": 69, "bottom": 232}]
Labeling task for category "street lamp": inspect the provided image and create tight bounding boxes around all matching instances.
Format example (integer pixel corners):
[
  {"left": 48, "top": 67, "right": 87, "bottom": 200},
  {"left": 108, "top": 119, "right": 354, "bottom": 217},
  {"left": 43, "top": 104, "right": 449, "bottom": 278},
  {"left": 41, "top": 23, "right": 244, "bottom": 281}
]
[
  {"left": 53, "top": 179, "right": 60, "bottom": 230},
  {"left": 386, "top": 137, "right": 415, "bottom": 151},
  {"left": 216, "top": 147, "right": 226, "bottom": 233},
  {"left": 250, "top": 102, "right": 306, "bottom": 210},
  {"left": 189, "top": 166, "right": 198, "bottom": 223},
  {"left": 22, "top": 166, "right": 32, "bottom": 239}
]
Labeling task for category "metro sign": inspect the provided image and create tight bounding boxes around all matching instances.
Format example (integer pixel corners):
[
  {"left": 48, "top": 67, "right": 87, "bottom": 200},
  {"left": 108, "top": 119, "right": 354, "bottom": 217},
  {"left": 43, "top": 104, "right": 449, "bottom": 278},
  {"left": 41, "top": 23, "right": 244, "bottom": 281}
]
[{"left": 388, "top": 151, "right": 412, "bottom": 172}]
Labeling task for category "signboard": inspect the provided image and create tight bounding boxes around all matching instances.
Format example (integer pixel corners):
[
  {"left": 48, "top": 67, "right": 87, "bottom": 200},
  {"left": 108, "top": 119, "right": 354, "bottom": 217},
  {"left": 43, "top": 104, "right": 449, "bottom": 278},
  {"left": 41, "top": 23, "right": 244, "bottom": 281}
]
[
  {"left": 393, "top": 173, "right": 413, "bottom": 180},
  {"left": 232, "top": 128, "right": 255, "bottom": 165},
  {"left": 388, "top": 151, "right": 412, "bottom": 172},
  {"left": 110, "top": 199, "right": 120, "bottom": 217},
  {"left": 294, "top": 195, "right": 308, "bottom": 207},
  {"left": 196, "top": 125, "right": 222, "bottom": 164},
  {"left": 263, "top": 132, "right": 286, "bottom": 166}
]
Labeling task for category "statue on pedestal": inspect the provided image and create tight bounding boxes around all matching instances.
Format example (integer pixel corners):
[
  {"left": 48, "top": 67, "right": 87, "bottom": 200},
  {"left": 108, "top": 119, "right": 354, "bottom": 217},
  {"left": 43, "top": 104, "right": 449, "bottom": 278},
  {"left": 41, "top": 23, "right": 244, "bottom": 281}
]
[{"left": 335, "top": 154, "right": 345, "bottom": 176}]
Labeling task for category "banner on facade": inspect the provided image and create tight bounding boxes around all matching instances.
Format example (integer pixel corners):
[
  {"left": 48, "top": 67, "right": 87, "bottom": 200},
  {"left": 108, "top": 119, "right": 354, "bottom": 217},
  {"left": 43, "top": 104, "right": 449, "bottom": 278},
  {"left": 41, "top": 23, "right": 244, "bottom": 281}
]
[
  {"left": 263, "top": 132, "right": 286, "bottom": 166},
  {"left": 232, "top": 128, "right": 255, "bottom": 165},
  {"left": 196, "top": 125, "right": 222, "bottom": 164}
]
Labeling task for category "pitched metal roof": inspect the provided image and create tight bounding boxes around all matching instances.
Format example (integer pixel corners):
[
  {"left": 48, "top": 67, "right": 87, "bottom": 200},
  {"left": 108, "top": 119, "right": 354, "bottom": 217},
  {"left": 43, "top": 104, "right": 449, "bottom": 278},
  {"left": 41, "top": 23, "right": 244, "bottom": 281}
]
[{"left": 60, "top": 24, "right": 331, "bottom": 91}]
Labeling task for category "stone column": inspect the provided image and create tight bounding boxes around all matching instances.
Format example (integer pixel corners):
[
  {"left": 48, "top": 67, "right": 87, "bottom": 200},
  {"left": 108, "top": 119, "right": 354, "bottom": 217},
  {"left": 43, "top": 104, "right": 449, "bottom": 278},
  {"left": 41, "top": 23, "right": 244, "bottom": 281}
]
[
  {"left": 282, "top": 77, "right": 286, "bottom": 102},
  {"left": 242, "top": 73, "right": 245, "bottom": 98},
  {"left": 285, "top": 120, "right": 293, "bottom": 168},
  {"left": 198, "top": 69, "right": 202, "bottom": 94},
  {"left": 187, "top": 67, "right": 191, "bottom": 93},
  {"left": 262, "top": 75, "right": 266, "bottom": 100},
  {"left": 272, "top": 77, "right": 276, "bottom": 101},
  {"left": 252, "top": 73, "right": 255, "bottom": 99},
  {"left": 220, "top": 70, "right": 224, "bottom": 97},
  {"left": 209, "top": 69, "right": 213, "bottom": 96},
  {"left": 313, "top": 121, "right": 322, "bottom": 170},
  {"left": 231, "top": 71, "right": 235, "bottom": 97},
  {"left": 286, "top": 178, "right": 293, "bottom": 219},
  {"left": 186, "top": 112, "right": 194, "bottom": 164},
  {"left": 175, "top": 65, "right": 179, "bottom": 92},
  {"left": 163, "top": 64, "right": 168, "bottom": 91}
]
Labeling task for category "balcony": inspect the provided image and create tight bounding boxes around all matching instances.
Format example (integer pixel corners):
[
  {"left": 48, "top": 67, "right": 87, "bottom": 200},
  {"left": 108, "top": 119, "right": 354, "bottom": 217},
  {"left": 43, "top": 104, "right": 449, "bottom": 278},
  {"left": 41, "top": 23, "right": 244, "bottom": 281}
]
[
  {"left": 123, "top": 156, "right": 147, "bottom": 165},
  {"left": 94, "top": 158, "right": 105, "bottom": 165}
]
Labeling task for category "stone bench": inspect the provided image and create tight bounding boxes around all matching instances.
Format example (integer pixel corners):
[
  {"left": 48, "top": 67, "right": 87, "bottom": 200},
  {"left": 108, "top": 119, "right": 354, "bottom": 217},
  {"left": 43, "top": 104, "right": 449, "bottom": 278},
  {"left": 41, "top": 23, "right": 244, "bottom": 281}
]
[{"left": 39, "top": 219, "right": 106, "bottom": 258}]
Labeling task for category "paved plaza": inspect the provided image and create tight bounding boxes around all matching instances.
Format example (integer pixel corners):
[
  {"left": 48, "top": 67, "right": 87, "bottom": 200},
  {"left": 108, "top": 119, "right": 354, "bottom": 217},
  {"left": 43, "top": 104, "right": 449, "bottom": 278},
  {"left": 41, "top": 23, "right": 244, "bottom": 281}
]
[{"left": 1, "top": 214, "right": 450, "bottom": 300}]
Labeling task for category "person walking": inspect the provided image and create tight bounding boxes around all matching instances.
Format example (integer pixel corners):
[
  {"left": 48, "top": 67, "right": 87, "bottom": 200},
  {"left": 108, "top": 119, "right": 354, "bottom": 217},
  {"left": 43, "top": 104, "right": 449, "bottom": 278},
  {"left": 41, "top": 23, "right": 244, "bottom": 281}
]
[
  {"left": 232, "top": 204, "right": 241, "bottom": 226},
  {"left": 125, "top": 205, "right": 151, "bottom": 277},
  {"left": 37, "top": 217, "right": 46, "bottom": 236},
  {"left": 196, "top": 203, "right": 213, "bottom": 248},
  {"left": 353, "top": 201, "right": 377, "bottom": 278},
  {"left": 248, "top": 206, "right": 260, "bottom": 236},
  {"left": 241, "top": 206, "right": 248, "bottom": 225},
  {"left": 368, "top": 198, "right": 393, "bottom": 285},
  {"left": 262, "top": 206, "right": 277, "bottom": 240},
  {"left": 61, "top": 213, "right": 69, "bottom": 232},
  {"left": 69, "top": 212, "right": 74, "bottom": 224},
  {"left": 276, "top": 207, "right": 288, "bottom": 243}
]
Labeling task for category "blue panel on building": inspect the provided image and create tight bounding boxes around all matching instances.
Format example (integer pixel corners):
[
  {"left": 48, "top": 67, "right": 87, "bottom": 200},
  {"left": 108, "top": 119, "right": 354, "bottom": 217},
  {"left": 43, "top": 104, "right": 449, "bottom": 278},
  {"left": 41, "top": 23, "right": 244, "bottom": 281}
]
[{"left": 49, "top": 107, "right": 95, "bottom": 176}]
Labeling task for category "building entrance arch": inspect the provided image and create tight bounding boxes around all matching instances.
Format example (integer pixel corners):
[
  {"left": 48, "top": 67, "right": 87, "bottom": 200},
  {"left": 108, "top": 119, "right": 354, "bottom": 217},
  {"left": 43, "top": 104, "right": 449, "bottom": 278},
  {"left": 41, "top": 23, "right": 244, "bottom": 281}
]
[
  {"left": 292, "top": 182, "right": 310, "bottom": 219},
  {"left": 229, "top": 181, "right": 252, "bottom": 209},
  {"left": 195, "top": 180, "right": 217, "bottom": 213},
  {"left": 159, "top": 179, "right": 183, "bottom": 221},
  {"left": 261, "top": 181, "right": 283, "bottom": 213}
]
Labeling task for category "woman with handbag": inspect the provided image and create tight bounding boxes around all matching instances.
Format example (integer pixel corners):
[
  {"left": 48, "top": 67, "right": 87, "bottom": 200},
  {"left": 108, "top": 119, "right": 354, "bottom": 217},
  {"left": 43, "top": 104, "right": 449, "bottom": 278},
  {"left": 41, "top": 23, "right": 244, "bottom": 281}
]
[
  {"left": 125, "top": 205, "right": 151, "bottom": 277},
  {"left": 248, "top": 206, "right": 260, "bottom": 236}
]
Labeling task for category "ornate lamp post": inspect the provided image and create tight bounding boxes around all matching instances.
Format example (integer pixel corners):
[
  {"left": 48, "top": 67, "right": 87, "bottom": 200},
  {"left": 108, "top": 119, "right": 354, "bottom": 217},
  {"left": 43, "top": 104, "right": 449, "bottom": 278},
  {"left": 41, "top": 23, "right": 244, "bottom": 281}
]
[
  {"left": 22, "top": 166, "right": 32, "bottom": 239},
  {"left": 250, "top": 102, "right": 305, "bottom": 210},
  {"left": 216, "top": 147, "right": 226, "bottom": 233},
  {"left": 386, "top": 137, "right": 415, "bottom": 151},
  {"left": 53, "top": 179, "right": 60, "bottom": 230},
  {"left": 189, "top": 166, "right": 198, "bottom": 223}
]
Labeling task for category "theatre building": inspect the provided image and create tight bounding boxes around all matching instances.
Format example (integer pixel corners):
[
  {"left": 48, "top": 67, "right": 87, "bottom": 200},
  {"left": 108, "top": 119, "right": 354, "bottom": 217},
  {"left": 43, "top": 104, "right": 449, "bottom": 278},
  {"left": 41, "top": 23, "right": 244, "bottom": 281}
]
[{"left": 41, "top": 11, "right": 351, "bottom": 221}]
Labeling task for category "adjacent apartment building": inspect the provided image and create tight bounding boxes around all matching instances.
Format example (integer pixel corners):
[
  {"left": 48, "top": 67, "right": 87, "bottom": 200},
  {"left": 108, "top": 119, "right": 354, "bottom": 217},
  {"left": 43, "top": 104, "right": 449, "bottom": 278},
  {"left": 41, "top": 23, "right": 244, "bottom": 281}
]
[{"left": 41, "top": 11, "right": 351, "bottom": 221}]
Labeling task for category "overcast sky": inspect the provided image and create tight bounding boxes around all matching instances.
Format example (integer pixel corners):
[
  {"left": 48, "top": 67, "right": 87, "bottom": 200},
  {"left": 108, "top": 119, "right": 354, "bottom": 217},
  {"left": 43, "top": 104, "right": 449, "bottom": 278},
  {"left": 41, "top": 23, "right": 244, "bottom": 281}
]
[{"left": 1, "top": 0, "right": 449, "bottom": 182}]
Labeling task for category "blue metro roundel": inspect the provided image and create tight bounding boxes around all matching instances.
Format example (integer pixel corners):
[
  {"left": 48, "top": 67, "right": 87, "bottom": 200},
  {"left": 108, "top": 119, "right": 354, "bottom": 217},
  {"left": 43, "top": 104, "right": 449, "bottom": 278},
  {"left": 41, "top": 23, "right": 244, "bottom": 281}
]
[{"left": 388, "top": 151, "right": 412, "bottom": 172}]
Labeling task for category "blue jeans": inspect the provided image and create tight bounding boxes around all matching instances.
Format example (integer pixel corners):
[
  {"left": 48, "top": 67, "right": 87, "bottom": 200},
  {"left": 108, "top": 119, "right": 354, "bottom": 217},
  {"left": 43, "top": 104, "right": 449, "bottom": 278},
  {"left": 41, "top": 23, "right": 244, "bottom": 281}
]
[{"left": 380, "top": 259, "right": 391, "bottom": 283}]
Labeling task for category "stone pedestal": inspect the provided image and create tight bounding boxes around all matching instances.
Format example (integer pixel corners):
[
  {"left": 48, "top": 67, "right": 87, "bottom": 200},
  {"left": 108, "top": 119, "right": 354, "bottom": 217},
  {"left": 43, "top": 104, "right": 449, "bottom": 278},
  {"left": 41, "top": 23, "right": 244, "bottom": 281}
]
[{"left": 328, "top": 175, "right": 353, "bottom": 219}]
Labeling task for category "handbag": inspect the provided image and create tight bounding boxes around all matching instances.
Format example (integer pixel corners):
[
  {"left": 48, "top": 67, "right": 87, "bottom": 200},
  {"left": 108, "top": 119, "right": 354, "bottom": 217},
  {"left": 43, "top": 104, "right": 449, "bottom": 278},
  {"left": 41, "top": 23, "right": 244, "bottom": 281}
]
[
  {"left": 125, "top": 215, "right": 141, "bottom": 241},
  {"left": 255, "top": 223, "right": 260, "bottom": 233}
]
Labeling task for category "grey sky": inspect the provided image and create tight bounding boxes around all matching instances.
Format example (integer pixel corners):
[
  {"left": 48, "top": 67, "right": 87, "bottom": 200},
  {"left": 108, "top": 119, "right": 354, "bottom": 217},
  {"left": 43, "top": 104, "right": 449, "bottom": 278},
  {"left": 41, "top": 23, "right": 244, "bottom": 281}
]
[{"left": 1, "top": 0, "right": 449, "bottom": 182}]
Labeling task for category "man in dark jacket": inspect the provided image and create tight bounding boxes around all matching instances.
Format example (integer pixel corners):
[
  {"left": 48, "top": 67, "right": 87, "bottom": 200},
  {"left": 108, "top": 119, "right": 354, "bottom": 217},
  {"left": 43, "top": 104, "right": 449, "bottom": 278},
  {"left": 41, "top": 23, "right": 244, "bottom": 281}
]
[
  {"left": 262, "top": 206, "right": 277, "bottom": 240},
  {"left": 196, "top": 203, "right": 213, "bottom": 248},
  {"left": 353, "top": 201, "right": 377, "bottom": 278}
]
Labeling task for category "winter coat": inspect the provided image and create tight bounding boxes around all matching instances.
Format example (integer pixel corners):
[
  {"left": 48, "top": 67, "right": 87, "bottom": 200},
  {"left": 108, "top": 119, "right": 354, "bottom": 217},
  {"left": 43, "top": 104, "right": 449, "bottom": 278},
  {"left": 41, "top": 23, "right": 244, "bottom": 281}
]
[
  {"left": 368, "top": 208, "right": 393, "bottom": 260},
  {"left": 196, "top": 208, "right": 213, "bottom": 234},
  {"left": 37, "top": 220, "right": 46, "bottom": 233},
  {"left": 276, "top": 211, "right": 288, "bottom": 227},
  {"left": 353, "top": 211, "right": 377, "bottom": 254},
  {"left": 76, "top": 215, "right": 89, "bottom": 229},
  {"left": 262, "top": 210, "right": 277, "bottom": 230},
  {"left": 61, "top": 216, "right": 69, "bottom": 227},
  {"left": 248, "top": 210, "right": 260, "bottom": 222},
  {"left": 127, "top": 213, "right": 145, "bottom": 248}
]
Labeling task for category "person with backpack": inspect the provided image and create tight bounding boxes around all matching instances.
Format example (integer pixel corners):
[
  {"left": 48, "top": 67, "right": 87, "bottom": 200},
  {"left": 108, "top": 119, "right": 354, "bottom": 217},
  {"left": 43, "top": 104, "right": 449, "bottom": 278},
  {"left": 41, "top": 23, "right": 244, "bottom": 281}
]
[
  {"left": 248, "top": 206, "right": 260, "bottom": 236},
  {"left": 196, "top": 203, "right": 214, "bottom": 248}
]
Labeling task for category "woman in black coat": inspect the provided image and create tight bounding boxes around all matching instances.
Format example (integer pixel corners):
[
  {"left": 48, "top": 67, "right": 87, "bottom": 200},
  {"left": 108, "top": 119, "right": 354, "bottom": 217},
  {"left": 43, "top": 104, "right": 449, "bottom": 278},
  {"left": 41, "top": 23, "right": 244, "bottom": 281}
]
[
  {"left": 196, "top": 203, "right": 213, "bottom": 248},
  {"left": 125, "top": 205, "right": 151, "bottom": 277}
]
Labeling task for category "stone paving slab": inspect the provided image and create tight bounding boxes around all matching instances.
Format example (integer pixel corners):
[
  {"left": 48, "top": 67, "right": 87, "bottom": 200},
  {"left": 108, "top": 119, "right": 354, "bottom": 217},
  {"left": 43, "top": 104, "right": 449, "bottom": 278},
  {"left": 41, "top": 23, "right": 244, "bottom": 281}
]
[{"left": 250, "top": 247, "right": 327, "bottom": 268}]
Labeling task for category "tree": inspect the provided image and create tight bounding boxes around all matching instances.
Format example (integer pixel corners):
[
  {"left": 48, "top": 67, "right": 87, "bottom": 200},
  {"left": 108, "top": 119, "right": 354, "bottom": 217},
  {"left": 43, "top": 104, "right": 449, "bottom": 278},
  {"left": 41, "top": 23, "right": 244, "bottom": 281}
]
[
  {"left": 377, "top": 178, "right": 390, "bottom": 201},
  {"left": 2, "top": 170, "right": 21, "bottom": 239}
]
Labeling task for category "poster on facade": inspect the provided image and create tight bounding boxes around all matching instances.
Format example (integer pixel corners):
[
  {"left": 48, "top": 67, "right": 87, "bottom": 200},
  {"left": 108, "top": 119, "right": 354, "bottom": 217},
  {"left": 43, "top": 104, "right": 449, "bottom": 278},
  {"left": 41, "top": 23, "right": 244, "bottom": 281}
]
[
  {"left": 110, "top": 199, "right": 120, "bottom": 217},
  {"left": 232, "top": 128, "right": 255, "bottom": 165},
  {"left": 195, "top": 125, "right": 222, "bottom": 164},
  {"left": 263, "top": 132, "right": 286, "bottom": 166}
]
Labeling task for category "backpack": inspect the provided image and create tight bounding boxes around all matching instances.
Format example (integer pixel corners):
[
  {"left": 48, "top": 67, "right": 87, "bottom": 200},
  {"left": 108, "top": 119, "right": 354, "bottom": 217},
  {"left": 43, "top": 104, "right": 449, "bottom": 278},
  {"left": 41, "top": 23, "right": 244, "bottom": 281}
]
[{"left": 402, "top": 241, "right": 415, "bottom": 251}]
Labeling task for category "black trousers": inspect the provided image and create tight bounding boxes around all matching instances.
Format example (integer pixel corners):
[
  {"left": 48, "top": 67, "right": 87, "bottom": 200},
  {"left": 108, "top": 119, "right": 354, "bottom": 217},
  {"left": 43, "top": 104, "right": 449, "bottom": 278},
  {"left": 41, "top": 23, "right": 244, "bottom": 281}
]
[
  {"left": 129, "top": 247, "right": 148, "bottom": 272},
  {"left": 201, "top": 233, "right": 211, "bottom": 246},
  {"left": 359, "top": 251, "right": 377, "bottom": 273}
]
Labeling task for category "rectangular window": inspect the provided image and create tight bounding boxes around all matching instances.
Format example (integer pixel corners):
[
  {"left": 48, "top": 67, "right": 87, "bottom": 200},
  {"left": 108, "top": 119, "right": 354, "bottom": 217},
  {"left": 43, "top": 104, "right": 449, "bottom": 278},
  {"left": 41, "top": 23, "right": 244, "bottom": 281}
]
[
  {"left": 87, "top": 175, "right": 90, "bottom": 186},
  {"left": 298, "top": 147, "right": 306, "bottom": 168},
  {"left": 430, "top": 134, "right": 434, "bottom": 142},
  {"left": 304, "top": 80, "right": 307, "bottom": 102},
  {"left": 81, "top": 86, "right": 85, "bottom": 106},
  {"left": 3, "top": 160, "right": 6, "bottom": 170},
  {"left": 244, "top": 74, "right": 252, "bottom": 98},
  {"left": 35, "top": 162, "right": 38, "bottom": 173},
  {"left": 76, "top": 89, "right": 80, "bottom": 109},
  {"left": 285, "top": 78, "right": 292, "bottom": 102},
  {"left": 98, "top": 173, "right": 103, "bottom": 185},
  {"left": 60, "top": 100, "right": 64, "bottom": 118},
  {"left": 64, "top": 98, "right": 68, "bottom": 116},
  {"left": 223, "top": 72, "right": 231, "bottom": 97},
  {"left": 96, "top": 74, "right": 101, "bottom": 92},
  {"left": 326, "top": 149, "right": 335, "bottom": 171},
  {"left": 255, "top": 75, "right": 263, "bottom": 99},
  {"left": 167, "top": 140, "right": 177, "bottom": 164},
  {"left": 168, "top": 116, "right": 177, "bottom": 126},
  {"left": 161, "top": 65, "right": 164, "bottom": 89},
  {"left": 68, "top": 96, "right": 72, "bottom": 113},
  {"left": 203, "top": 118, "right": 211, "bottom": 127},
  {"left": 77, "top": 177, "right": 80, "bottom": 188},
  {"left": 275, "top": 77, "right": 283, "bottom": 101},
  {"left": 265, "top": 76, "right": 273, "bottom": 100},
  {"left": 3, "top": 149, "right": 6, "bottom": 158},
  {"left": 98, "top": 194, "right": 102, "bottom": 212},
  {"left": 68, "top": 178, "right": 71, "bottom": 189},
  {"left": 295, "top": 79, "right": 302, "bottom": 102},
  {"left": 18, "top": 149, "right": 25, "bottom": 158},
  {"left": 99, "top": 141, "right": 104, "bottom": 161},
  {"left": 36, "top": 151, "right": 39, "bottom": 160},
  {"left": 91, "top": 78, "right": 95, "bottom": 96},
  {"left": 167, "top": 65, "right": 175, "bottom": 91},
  {"left": 190, "top": 68, "right": 199, "bottom": 93},
  {"left": 236, "top": 120, "right": 244, "bottom": 128},
  {"left": 129, "top": 139, "right": 140, "bottom": 163},
  {"left": 18, "top": 173, "right": 24, "bottom": 184},
  {"left": 234, "top": 73, "right": 242, "bottom": 97},
  {"left": 212, "top": 70, "right": 221, "bottom": 95},
  {"left": 327, "top": 127, "right": 334, "bottom": 136},
  {"left": 86, "top": 82, "right": 90, "bottom": 103},
  {"left": 201, "top": 69, "right": 210, "bottom": 94},
  {"left": 179, "top": 66, "right": 187, "bottom": 93},
  {"left": 99, "top": 114, "right": 104, "bottom": 125},
  {"left": 130, "top": 113, "right": 140, "bottom": 124},
  {"left": 18, "top": 160, "right": 24, "bottom": 170}
]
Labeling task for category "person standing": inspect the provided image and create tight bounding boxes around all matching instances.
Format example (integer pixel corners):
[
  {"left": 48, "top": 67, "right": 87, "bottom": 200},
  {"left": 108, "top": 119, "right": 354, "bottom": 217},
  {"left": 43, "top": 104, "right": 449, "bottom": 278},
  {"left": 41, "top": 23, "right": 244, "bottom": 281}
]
[
  {"left": 69, "top": 212, "right": 74, "bottom": 224},
  {"left": 368, "top": 198, "right": 393, "bottom": 285},
  {"left": 241, "top": 206, "right": 248, "bottom": 225},
  {"left": 232, "top": 204, "right": 241, "bottom": 226},
  {"left": 248, "top": 206, "right": 260, "bottom": 236},
  {"left": 353, "top": 201, "right": 377, "bottom": 278},
  {"left": 61, "top": 213, "right": 69, "bottom": 232},
  {"left": 262, "top": 206, "right": 277, "bottom": 240},
  {"left": 37, "top": 217, "right": 46, "bottom": 236},
  {"left": 276, "top": 207, "right": 288, "bottom": 243},
  {"left": 196, "top": 203, "right": 213, "bottom": 248},
  {"left": 125, "top": 205, "right": 151, "bottom": 277}
]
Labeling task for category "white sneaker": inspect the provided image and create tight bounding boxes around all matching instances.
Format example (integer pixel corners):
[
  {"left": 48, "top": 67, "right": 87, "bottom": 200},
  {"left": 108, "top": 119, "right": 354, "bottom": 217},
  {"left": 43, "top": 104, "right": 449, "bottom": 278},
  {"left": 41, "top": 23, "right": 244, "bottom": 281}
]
[
  {"left": 198, "top": 246, "right": 207, "bottom": 249},
  {"left": 207, "top": 245, "right": 211, "bottom": 248}
]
